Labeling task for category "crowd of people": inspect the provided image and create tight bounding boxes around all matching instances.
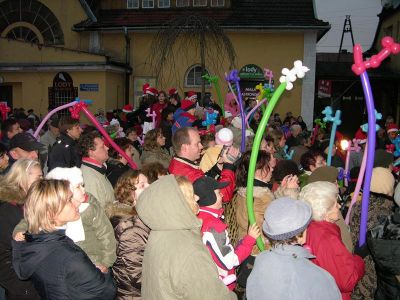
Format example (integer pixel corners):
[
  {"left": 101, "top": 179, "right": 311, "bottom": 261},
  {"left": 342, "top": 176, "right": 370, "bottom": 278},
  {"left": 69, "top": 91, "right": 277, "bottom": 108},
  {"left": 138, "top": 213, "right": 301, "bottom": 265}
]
[{"left": 0, "top": 84, "right": 400, "bottom": 299}]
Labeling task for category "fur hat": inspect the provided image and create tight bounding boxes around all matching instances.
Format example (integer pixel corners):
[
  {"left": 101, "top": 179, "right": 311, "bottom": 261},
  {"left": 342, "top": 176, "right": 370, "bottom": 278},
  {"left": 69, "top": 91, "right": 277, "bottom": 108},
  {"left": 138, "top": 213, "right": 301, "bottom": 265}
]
[
  {"left": 193, "top": 176, "right": 229, "bottom": 207},
  {"left": 263, "top": 197, "right": 312, "bottom": 240},
  {"left": 308, "top": 166, "right": 338, "bottom": 184},
  {"left": 371, "top": 167, "right": 395, "bottom": 196},
  {"left": 46, "top": 167, "right": 84, "bottom": 186},
  {"left": 215, "top": 128, "right": 233, "bottom": 147},
  {"left": 181, "top": 99, "right": 196, "bottom": 111}
]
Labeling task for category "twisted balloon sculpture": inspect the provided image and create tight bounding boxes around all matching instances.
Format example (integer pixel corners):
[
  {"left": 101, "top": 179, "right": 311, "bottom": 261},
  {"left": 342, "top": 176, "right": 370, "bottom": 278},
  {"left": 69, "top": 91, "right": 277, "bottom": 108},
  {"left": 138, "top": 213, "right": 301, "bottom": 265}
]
[
  {"left": 322, "top": 106, "right": 342, "bottom": 166},
  {"left": 0, "top": 102, "right": 10, "bottom": 121},
  {"left": 351, "top": 36, "right": 400, "bottom": 246},
  {"left": 247, "top": 60, "right": 309, "bottom": 251}
]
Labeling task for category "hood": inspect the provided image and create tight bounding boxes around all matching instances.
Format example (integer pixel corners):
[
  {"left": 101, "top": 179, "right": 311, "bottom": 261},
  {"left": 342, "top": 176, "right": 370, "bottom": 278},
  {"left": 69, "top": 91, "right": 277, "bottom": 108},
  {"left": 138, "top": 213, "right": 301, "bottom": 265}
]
[
  {"left": 12, "top": 230, "right": 67, "bottom": 279},
  {"left": 237, "top": 186, "right": 274, "bottom": 199},
  {"left": 136, "top": 174, "right": 201, "bottom": 231}
]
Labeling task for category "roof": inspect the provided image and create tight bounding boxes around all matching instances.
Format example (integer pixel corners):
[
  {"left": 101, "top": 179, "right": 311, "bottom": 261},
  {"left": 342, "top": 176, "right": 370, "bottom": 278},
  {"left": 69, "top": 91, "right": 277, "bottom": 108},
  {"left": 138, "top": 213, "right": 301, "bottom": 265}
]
[{"left": 73, "top": 0, "right": 330, "bottom": 39}]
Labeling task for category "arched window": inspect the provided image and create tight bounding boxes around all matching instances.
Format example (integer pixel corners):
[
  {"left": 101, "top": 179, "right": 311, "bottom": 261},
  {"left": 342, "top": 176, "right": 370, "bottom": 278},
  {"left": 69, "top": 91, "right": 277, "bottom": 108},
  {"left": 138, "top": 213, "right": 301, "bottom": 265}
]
[
  {"left": 185, "top": 65, "right": 211, "bottom": 87},
  {"left": 0, "top": 0, "right": 64, "bottom": 45}
]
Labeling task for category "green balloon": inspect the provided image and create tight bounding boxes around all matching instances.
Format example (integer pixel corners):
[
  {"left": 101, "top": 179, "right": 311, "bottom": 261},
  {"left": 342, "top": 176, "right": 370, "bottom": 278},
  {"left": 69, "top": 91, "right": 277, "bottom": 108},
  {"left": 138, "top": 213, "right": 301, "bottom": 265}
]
[{"left": 246, "top": 82, "right": 287, "bottom": 251}]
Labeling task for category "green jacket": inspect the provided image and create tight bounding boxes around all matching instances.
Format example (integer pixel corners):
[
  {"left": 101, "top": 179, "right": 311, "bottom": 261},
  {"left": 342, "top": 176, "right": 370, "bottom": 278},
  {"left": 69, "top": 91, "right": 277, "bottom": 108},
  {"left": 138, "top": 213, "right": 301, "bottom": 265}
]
[
  {"left": 136, "top": 175, "right": 236, "bottom": 300},
  {"left": 13, "top": 193, "right": 116, "bottom": 268}
]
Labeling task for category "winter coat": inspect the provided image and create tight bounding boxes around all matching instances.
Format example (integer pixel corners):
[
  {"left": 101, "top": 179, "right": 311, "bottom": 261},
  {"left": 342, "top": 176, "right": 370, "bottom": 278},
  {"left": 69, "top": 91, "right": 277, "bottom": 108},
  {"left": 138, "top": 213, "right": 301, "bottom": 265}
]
[
  {"left": 305, "top": 221, "right": 365, "bottom": 300},
  {"left": 0, "top": 200, "right": 40, "bottom": 299},
  {"left": 106, "top": 159, "right": 131, "bottom": 187},
  {"left": 47, "top": 133, "right": 81, "bottom": 171},
  {"left": 169, "top": 156, "right": 235, "bottom": 203},
  {"left": 140, "top": 147, "right": 171, "bottom": 169},
  {"left": 136, "top": 175, "right": 236, "bottom": 300},
  {"left": 198, "top": 206, "right": 255, "bottom": 290},
  {"left": 161, "top": 120, "right": 173, "bottom": 151},
  {"left": 81, "top": 158, "right": 115, "bottom": 208},
  {"left": 171, "top": 108, "right": 196, "bottom": 134},
  {"left": 246, "top": 245, "right": 341, "bottom": 300},
  {"left": 13, "top": 193, "right": 117, "bottom": 268},
  {"left": 368, "top": 208, "right": 400, "bottom": 300},
  {"left": 349, "top": 192, "right": 394, "bottom": 300},
  {"left": 12, "top": 230, "right": 116, "bottom": 300},
  {"left": 40, "top": 130, "right": 58, "bottom": 149},
  {"left": 110, "top": 204, "right": 150, "bottom": 300}
]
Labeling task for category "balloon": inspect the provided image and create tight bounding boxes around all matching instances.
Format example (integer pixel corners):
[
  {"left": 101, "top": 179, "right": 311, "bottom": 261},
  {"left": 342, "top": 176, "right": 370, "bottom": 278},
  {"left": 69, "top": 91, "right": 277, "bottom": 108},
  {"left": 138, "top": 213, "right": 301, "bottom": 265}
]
[
  {"left": 345, "top": 142, "right": 368, "bottom": 225},
  {"left": 245, "top": 98, "right": 268, "bottom": 128},
  {"left": 225, "top": 70, "right": 246, "bottom": 152},
  {"left": 34, "top": 101, "right": 79, "bottom": 138},
  {"left": 145, "top": 108, "right": 156, "bottom": 129},
  {"left": 344, "top": 139, "right": 361, "bottom": 187},
  {"left": 247, "top": 82, "right": 287, "bottom": 251},
  {"left": 202, "top": 74, "right": 225, "bottom": 116},
  {"left": 0, "top": 102, "right": 11, "bottom": 122},
  {"left": 322, "top": 106, "right": 342, "bottom": 166}
]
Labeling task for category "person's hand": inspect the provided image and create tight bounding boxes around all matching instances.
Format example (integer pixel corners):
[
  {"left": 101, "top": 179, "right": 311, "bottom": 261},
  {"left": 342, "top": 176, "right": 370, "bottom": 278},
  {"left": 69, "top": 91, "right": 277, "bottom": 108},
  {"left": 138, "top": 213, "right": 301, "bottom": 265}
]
[
  {"left": 248, "top": 224, "right": 261, "bottom": 240},
  {"left": 96, "top": 265, "right": 108, "bottom": 273},
  {"left": 222, "top": 146, "right": 240, "bottom": 164},
  {"left": 14, "top": 232, "right": 25, "bottom": 241},
  {"left": 281, "top": 175, "right": 299, "bottom": 189}
]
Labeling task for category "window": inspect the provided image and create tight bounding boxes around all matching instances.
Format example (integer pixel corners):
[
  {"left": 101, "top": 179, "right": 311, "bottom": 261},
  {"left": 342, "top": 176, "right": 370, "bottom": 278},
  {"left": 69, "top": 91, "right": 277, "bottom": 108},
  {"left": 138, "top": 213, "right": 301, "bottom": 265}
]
[
  {"left": 142, "top": 0, "right": 154, "bottom": 8},
  {"left": 185, "top": 65, "right": 211, "bottom": 87},
  {"left": 176, "top": 0, "right": 190, "bottom": 7},
  {"left": 127, "top": 0, "right": 139, "bottom": 8},
  {"left": 158, "top": 0, "right": 170, "bottom": 7},
  {"left": 211, "top": 0, "right": 224, "bottom": 7},
  {"left": 193, "top": 0, "right": 207, "bottom": 6}
]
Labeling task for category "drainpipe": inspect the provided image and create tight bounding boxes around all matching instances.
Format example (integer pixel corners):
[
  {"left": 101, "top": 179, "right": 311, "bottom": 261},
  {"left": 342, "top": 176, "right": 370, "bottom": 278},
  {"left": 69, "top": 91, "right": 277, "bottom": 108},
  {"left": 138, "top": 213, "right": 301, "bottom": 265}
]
[{"left": 124, "top": 27, "right": 131, "bottom": 105}]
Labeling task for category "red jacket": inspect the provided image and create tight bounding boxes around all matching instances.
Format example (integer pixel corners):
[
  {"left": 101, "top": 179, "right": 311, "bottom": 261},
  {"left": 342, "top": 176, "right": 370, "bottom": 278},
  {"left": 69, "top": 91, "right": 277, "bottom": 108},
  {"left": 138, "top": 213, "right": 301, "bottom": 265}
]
[
  {"left": 168, "top": 157, "right": 235, "bottom": 203},
  {"left": 197, "top": 207, "right": 255, "bottom": 290},
  {"left": 305, "top": 221, "right": 365, "bottom": 300}
]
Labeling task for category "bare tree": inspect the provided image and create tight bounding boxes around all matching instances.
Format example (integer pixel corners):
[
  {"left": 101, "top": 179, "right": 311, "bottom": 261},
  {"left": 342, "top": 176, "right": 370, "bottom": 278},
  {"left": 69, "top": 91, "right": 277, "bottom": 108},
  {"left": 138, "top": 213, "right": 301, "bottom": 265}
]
[{"left": 145, "top": 13, "right": 236, "bottom": 101}]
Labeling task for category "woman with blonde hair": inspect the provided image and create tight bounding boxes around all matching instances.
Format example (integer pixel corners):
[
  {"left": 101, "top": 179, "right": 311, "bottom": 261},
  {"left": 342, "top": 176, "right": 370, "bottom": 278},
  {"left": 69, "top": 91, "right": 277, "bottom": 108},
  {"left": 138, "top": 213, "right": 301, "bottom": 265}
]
[
  {"left": 12, "top": 179, "right": 116, "bottom": 299},
  {"left": 109, "top": 169, "right": 150, "bottom": 299},
  {"left": 299, "top": 181, "right": 365, "bottom": 300},
  {"left": 0, "top": 159, "right": 42, "bottom": 300},
  {"left": 140, "top": 128, "right": 171, "bottom": 168}
]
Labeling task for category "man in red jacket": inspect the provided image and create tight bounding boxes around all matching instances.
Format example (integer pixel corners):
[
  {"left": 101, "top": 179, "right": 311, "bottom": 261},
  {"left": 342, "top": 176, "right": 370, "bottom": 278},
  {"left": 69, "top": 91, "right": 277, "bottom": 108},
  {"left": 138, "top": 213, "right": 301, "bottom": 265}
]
[{"left": 169, "top": 127, "right": 238, "bottom": 203}]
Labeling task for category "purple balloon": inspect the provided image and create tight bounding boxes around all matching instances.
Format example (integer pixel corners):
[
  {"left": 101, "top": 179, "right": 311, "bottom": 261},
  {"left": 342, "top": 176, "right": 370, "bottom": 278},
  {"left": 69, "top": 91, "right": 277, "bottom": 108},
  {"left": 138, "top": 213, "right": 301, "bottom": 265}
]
[{"left": 358, "top": 71, "right": 376, "bottom": 246}]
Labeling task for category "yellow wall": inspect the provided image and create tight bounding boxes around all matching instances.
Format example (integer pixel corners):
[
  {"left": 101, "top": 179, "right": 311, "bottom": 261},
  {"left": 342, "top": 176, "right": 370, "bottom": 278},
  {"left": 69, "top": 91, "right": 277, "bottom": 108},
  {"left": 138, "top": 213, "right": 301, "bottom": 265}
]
[{"left": 105, "top": 72, "right": 126, "bottom": 111}]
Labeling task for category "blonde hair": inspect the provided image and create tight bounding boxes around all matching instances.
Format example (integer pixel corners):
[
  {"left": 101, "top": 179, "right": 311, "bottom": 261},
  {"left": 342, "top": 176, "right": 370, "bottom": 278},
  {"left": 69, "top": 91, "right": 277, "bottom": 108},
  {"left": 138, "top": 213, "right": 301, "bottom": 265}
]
[
  {"left": 299, "top": 181, "right": 338, "bottom": 221},
  {"left": 24, "top": 179, "right": 71, "bottom": 234},
  {"left": 0, "top": 159, "right": 40, "bottom": 204},
  {"left": 175, "top": 176, "right": 199, "bottom": 214}
]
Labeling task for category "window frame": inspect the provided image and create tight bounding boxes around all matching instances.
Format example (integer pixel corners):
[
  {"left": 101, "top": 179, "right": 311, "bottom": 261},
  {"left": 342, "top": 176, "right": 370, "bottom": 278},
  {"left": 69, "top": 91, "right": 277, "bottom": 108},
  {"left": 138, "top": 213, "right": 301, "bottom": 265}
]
[
  {"left": 142, "top": 0, "right": 155, "bottom": 8},
  {"left": 158, "top": 0, "right": 170, "bottom": 8},
  {"left": 210, "top": 0, "right": 224, "bottom": 7},
  {"left": 193, "top": 0, "right": 207, "bottom": 7},
  {"left": 185, "top": 65, "right": 211, "bottom": 88},
  {"left": 127, "top": 0, "right": 139, "bottom": 9},
  {"left": 176, "top": 0, "right": 190, "bottom": 7}
]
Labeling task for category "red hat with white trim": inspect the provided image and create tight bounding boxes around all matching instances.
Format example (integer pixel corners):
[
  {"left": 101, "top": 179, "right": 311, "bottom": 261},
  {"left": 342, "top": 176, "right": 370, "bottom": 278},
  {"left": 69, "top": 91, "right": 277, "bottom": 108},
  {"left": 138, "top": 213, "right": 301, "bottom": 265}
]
[
  {"left": 168, "top": 88, "right": 178, "bottom": 97},
  {"left": 354, "top": 128, "right": 367, "bottom": 144},
  {"left": 387, "top": 123, "right": 399, "bottom": 134},
  {"left": 181, "top": 99, "right": 196, "bottom": 111},
  {"left": 146, "top": 87, "right": 158, "bottom": 96},
  {"left": 185, "top": 91, "right": 197, "bottom": 101},
  {"left": 142, "top": 83, "right": 150, "bottom": 95},
  {"left": 122, "top": 104, "right": 133, "bottom": 113}
]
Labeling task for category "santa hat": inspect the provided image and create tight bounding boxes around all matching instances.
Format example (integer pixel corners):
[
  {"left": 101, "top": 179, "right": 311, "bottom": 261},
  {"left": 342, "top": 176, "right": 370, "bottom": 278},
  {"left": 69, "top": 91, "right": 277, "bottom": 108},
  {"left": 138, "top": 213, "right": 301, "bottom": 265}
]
[
  {"left": 146, "top": 87, "right": 158, "bottom": 96},
  {"left": 169, "top": 88, "right": 178, "bottom": 97},
  {"left": 122, "top": 104, "right": 133, "bottom": 113},
  {"left": 354, "top": 127, "right": 367, "bottom": 144},
  {"left": 387, "top": 123, "right": 398, "bottom": 134},
  {"left": 185, "top": 91, "right": 197, "bottom": 101},
  {"left": 181, "top": 99, "right": 196, "bottom": 111},
  {"left": 215, "top": 128, "right": 234, "bottom": 147},
  {"left": 142, "top": 83, "right": 150, "bottom": 95}
]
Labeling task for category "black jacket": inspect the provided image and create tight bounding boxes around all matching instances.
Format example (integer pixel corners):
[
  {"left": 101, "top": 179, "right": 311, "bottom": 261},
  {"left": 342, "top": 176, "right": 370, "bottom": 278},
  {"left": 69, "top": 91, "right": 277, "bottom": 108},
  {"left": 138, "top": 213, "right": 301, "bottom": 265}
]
[
  {"left": 47, "top": 133, "right": 81, "bottom": 171},
  {"left": 0, "top": 201, "right": 40, "bottom": 299},
  {"left": 368, "top": 208, "right": 400, "bottom": 300},
  {"left": 106, "top": 159, "right": 130, "bottom": 187},
  {"left": 12, "top": 230, "right": 116, "bottom": 300}
]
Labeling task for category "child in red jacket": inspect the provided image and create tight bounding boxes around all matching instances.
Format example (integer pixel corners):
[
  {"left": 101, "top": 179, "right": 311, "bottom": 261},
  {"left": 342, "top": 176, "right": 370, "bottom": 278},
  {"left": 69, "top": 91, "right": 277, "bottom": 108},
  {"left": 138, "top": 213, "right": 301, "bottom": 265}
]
[{"left": 194, "top": 176, "right": 260, "bottom": 290}]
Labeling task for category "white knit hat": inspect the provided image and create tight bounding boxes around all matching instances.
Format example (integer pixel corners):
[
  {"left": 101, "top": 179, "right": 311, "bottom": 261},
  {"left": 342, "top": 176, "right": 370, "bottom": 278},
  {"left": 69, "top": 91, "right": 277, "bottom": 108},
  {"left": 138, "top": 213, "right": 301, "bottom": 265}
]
[
  {"left": 46, "top": 167, "right": 84, "bottom": 186},
  {"left": 215, "top": 128, "right": 234, "bottom": 147}
]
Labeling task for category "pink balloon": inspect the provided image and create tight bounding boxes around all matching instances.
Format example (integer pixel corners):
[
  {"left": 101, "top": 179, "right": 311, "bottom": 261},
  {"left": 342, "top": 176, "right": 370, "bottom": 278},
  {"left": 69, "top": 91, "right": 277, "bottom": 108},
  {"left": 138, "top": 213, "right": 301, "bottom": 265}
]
[
  {"left": 381, "top": 36, "right": 394, "bottom": 48},
  {"left": 345, "top": 142, "right": 368, "bottom": 225},
  {"left": 33, "top": 101, "right": 78, "bottom": 138},
  {"left": 353, "top": 44, "right": 363, "bottom": 65}
]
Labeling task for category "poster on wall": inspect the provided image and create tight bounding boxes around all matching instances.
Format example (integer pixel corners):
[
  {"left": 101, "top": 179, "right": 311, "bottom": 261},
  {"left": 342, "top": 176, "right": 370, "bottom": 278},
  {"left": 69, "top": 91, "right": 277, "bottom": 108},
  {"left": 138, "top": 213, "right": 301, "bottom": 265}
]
[
  {"left": 134, "top": 77, "right": 157, "bottom": 108},
  {"left": 238, "top": 64, "right": 266, "bottom": 101}
]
